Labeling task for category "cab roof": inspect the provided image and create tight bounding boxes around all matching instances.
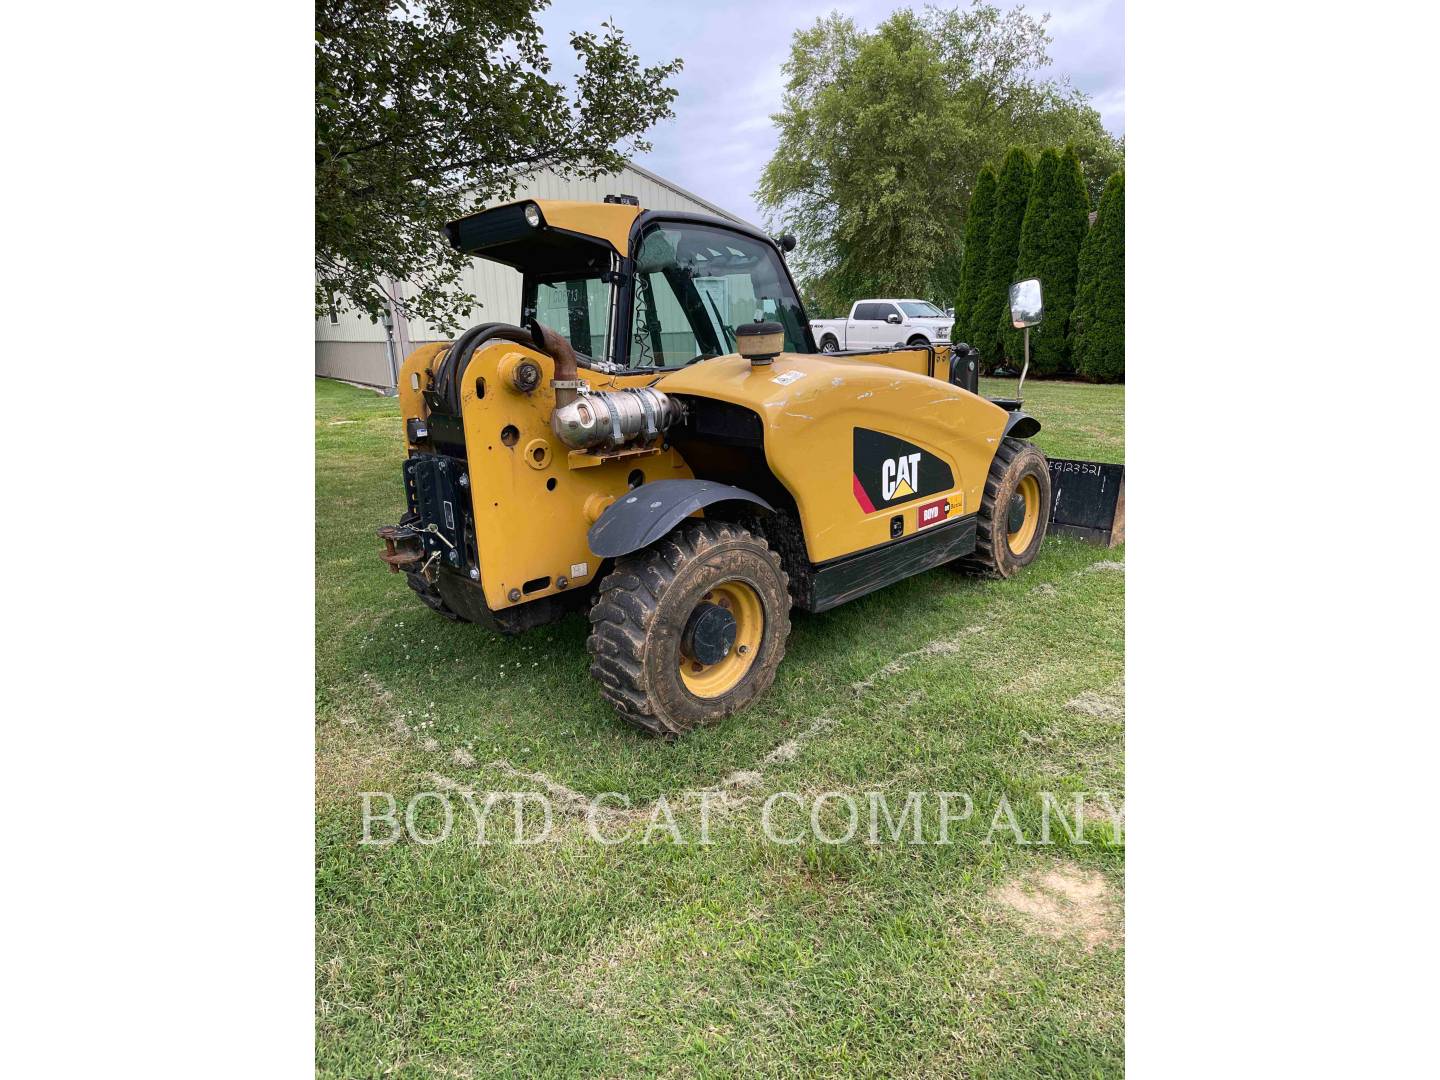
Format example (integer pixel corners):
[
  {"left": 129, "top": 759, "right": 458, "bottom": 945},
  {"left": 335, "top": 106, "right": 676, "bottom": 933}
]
[
  {"left": 444, "top": 199, "right": 782, "bottom": 277},
  {"left": 444, "top": 199, "right": 641, "bottom": 274}
]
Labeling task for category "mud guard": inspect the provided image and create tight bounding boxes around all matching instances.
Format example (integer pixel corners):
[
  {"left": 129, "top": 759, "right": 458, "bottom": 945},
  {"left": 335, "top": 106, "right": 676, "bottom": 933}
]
[
  {"left": 588, "top": 479, "right": 773, "bottom": 559},
  {"left": 1003, "top": 410, "right": 1042, "bottom": 439}
]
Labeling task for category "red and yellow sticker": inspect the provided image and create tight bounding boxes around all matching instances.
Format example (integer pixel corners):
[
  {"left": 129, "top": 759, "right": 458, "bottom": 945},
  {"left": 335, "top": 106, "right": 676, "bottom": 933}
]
[{"left": 916, "top": 497, "right": 950, "bottom": 530}]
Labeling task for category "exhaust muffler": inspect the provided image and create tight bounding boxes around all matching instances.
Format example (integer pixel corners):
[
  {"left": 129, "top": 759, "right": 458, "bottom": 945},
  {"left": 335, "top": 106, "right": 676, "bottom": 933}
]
[{"left": 527, "top": 318, "right": 682, "bottom": 451}]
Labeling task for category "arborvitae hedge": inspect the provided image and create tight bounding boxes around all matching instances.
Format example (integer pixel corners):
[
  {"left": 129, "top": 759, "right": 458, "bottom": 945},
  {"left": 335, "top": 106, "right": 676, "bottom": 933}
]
[
  {"left": 952, "top": 167, "right": 996, "bottom": 343},
  {"left": 971, "top": 147, "right": 1033, "bottom": 365},
  {"left": 1003, "top": 148, "right": 1059, "bottom": 364},
  {"left": 1034, "top": 145, "right": 1090, "bottom": 375},
  {"left": 1071, "top": 171, "right": 1124, "bottom": 381}
]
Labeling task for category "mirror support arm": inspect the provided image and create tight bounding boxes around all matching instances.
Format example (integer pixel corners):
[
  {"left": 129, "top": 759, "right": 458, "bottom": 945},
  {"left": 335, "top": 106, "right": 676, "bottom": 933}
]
[{"left": 1017, "top": 326, "right": 1030, "bottom": 404}]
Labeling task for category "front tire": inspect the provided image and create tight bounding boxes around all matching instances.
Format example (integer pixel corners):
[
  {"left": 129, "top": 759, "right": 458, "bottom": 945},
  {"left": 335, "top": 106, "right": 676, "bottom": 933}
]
[
  {"left": 587, "top": 521, "right": 791, "bottom": 737},
  {"left": 960, "top": 437, "right": 1052, "bottom": 578}
]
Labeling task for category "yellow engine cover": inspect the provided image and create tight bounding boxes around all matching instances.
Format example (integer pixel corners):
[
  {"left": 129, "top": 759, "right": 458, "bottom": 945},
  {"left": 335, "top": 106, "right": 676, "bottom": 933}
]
[
  {"left": 654, "top": 353, "right": 1009, "bottom": 564},
  {"left": 396, "top": 340, "right": 1005, "bottom": 607}
]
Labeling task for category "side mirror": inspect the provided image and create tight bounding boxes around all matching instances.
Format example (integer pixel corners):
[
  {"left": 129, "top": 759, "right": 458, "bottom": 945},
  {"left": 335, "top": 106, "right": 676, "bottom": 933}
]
[
  {"left": 886, "top": 312, "right": 902, "bottom": 325},
  {"left": 1009, "top": 278, "right": 1043, "bottom": 328}
]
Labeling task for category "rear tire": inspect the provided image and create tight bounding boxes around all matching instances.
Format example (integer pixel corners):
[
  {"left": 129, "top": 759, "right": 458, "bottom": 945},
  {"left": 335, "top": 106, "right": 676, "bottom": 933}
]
[
  {"left": 959, "top": 438, "right": 1052, "bottom": 578},
  {"left": 820, "top": 335, "right": 839, "bottom": 353},
  {"left": 587, "top": 521, "right": 791, "bottom": 737}
]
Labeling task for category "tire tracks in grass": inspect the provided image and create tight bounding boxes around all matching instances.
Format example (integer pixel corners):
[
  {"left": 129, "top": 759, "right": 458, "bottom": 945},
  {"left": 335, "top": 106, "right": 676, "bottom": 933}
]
[{"left": 344, "top": 555, "right": 1124, "bottom": 820}]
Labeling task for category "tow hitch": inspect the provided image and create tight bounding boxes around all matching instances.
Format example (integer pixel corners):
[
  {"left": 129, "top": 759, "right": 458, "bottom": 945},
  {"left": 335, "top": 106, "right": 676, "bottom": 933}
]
[{"left": 377, "top": 524, "right": 426, "bottom": 574}]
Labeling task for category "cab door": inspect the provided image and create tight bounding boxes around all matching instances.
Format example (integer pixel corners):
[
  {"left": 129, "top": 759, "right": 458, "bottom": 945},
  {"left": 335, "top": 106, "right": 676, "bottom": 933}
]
[
  {"left": 873, "top": 302, "right": 905, "bottom": 346},
  {"left": 851, "top": 302, "right": 883, "bottom": 348}
]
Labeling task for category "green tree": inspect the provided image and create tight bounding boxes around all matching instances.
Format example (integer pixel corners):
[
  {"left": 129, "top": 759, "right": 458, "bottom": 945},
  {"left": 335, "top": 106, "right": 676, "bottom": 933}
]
[
  {"left": 757, "top": 4, "right": 1122, "bottom": 315},
  {"left": 316, "top": 0, "right": 681, "bottom": 331},
  {"left": 972, "top": 147, "right": 1032, "bottom": 364},
  {"left": 1071, "top": 172, "right": 1125, "bottom": 382},
  {"left": 953, "top": 168, "right": 997, "bottom": 340},
  {"left": 1072, "top": 134, "right": 1125, "bottom": 206},
  {"left": 1025, "top": 144, "right": 1090, "bottom": 375},
  {"left": 1002, "top": 147, "right": 1059, "bottom": 364}
]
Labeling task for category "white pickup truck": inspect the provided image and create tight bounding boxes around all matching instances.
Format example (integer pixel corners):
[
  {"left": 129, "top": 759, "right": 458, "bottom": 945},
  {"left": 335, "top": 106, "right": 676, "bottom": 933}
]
[{"left": 810, "top": 299, "right": 954, "bottom": 353}]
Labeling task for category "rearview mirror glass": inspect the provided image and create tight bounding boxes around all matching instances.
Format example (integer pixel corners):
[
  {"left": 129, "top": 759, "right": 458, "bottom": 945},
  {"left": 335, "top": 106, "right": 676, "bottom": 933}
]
[{"left": 1009, "top": 279, "right": 1043, "bottom": 328}]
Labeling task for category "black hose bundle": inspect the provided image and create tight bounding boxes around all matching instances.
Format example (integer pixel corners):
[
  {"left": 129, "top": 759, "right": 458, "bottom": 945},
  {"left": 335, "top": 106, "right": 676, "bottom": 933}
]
[{"left": 432, "top": 322, "right": 537, "bottom": 414}]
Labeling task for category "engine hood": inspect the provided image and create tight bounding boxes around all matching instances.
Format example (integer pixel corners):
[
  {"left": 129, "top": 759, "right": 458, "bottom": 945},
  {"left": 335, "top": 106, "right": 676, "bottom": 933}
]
[
  {"left": 653, "top": 352, "right": 1008, "bottom": 564},
  {"left": 654, "top": 351, "right": 987, "bottom": 409}
]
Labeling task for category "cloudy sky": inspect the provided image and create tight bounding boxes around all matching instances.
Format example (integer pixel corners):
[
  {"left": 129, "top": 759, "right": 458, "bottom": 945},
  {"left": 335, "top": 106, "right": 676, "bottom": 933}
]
[{"left": 537, "top": 0, "right": 1124, "bottom": 226}]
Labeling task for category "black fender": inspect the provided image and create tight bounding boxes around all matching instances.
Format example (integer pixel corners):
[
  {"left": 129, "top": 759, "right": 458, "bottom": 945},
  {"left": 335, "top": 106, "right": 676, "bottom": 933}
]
[
  {"left": 587, "top": 479, "right": 773, "bottom": 558},
  {"left": 1003, "top": 410, "right": 1042, "bottom": 439}
]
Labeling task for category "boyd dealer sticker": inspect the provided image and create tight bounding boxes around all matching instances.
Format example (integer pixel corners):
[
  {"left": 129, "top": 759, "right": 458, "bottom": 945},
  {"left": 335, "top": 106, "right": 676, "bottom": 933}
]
[{"left": 916, "top": 497, "right": 950, "bottom": 529}]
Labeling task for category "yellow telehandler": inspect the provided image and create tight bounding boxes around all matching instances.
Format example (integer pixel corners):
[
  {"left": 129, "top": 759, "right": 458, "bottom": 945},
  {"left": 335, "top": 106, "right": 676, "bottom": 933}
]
[{"left": 377, "top": 196, "right": 1052, "bottom": 735}]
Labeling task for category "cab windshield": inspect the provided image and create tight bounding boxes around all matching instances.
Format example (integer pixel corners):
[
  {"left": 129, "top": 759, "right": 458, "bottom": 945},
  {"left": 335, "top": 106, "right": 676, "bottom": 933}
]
[
  {"left": 899, "top": 301, "right": 945, "bottom": 318},
  {"left": 627, "top": 222, "right": 809, "bottom": 369}
]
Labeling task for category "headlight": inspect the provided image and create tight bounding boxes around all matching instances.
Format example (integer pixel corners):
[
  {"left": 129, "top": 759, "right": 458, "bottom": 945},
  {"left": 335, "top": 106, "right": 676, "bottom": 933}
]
[
  {"left": 523, "top": 203, "right": 541, "bottom": 228},
  {"left": 938, "top": 324, "right": 951, "bottom": 338}
]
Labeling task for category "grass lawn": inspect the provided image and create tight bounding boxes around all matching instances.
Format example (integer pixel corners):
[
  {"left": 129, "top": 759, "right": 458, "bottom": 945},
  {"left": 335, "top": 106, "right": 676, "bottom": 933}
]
[{"left": 316, "top": 375, "right": 1125, "bottom": 1078}]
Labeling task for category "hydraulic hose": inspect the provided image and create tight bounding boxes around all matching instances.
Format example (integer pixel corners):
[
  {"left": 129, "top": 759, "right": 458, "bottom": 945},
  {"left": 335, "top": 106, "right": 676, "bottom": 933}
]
[{"left": 437, "top": 323, "right": 536, "bottom": 414}]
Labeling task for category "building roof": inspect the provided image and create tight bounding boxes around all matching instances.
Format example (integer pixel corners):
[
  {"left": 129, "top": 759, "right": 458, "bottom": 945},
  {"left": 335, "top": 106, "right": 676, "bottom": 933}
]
[{"left": 620, "top": 161, "right": 752, "bottom": 227}]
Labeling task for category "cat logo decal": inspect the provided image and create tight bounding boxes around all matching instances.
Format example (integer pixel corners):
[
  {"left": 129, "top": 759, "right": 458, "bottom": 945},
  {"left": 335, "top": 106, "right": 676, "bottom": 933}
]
[
  {"left": 882, "top": 453, "right": 921, "bottom": 500},
  {"left": 851, "top": 428, "right": 953, "bottom": 513}
]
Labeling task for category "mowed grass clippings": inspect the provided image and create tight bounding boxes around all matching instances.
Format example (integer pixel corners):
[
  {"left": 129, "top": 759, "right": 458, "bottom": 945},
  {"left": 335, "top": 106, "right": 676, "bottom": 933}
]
[{"left": 316, "top": 376, "right": 1126, "bottom": 1078}]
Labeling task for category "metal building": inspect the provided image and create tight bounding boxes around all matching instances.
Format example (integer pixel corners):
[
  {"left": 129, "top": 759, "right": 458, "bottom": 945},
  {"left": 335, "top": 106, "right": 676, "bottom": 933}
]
[{"left": 315, "top": 161, "right": 748, "bottom": 388}]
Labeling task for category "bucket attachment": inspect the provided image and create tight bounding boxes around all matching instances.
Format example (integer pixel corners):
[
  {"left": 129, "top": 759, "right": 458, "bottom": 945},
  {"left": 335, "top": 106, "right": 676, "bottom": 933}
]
[{"left": 1046, "top": 459, "right": 1125, "bottom": 547}]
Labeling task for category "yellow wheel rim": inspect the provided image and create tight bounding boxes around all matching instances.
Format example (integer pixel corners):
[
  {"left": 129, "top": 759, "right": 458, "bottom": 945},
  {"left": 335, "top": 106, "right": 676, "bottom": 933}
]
[
  {"left": 678, "top": 581, "right": 764, "bottom": 698},
  {"left": 1008, "top": 474, "right": 1042, "bottom": 554}
]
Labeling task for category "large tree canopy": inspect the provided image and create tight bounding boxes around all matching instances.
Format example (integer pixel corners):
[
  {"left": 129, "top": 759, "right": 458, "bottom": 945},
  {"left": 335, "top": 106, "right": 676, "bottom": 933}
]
[
  {"left": 316, "top": 0, "right": 681, "bottom": 330},
  {"left": 757, "top": 2, "right": 1122, "bottom": 316}
]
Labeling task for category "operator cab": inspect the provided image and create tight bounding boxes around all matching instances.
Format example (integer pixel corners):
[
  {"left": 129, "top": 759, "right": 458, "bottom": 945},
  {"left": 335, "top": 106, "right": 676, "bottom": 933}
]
[{"left": 445, "top": 198, "right": 816, "bottom": 372}]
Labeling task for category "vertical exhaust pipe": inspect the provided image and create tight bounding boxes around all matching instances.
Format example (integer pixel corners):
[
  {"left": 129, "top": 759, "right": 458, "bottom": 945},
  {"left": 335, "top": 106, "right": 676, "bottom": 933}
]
[{"left": 526, "top": 318, "right": 582, "bottom": 409}]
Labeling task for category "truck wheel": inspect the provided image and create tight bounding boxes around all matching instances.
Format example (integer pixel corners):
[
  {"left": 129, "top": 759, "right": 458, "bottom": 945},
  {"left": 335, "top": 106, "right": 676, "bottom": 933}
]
[
  {"left": 960, "top": 438, "right": 1052, "bottom": 578},
  {"left": 906, "top": 335, "right": 930, "bottom": 348},
  {"left": 404, "top": 571, "right": 467, "bottom": 621},
  {"left": 587, "top": 521, "right": 791, "bottom": 737},
  {"left": 820, "top": 335, "right": 838, "bottom": 353}
]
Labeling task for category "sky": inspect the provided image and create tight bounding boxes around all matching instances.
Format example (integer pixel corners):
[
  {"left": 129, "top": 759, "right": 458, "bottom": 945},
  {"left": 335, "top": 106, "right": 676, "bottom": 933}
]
[{"left": 537, "top": 0, "right": 1125, "bottom": 227}]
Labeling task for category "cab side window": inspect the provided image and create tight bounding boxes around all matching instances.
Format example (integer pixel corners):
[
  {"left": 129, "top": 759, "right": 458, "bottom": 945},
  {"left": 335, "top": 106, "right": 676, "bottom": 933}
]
[
  {"left": 631, "top": 266, "right": 699, "bottom": 368},
  {"left": 534, "top": 275, "right": 610, "bottom": 358}
]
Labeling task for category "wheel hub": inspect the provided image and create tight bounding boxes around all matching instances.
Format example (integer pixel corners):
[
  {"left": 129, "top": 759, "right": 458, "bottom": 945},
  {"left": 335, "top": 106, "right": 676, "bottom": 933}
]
[
  {"left": 682, "top": 602, "right": 737, "bottom": 666},
  {"left": 1007, "top": 491, "right": 1028, "bottom": 533},
  {"left": 1006, "top": 473, "right": 1043, "bottom": 555}
]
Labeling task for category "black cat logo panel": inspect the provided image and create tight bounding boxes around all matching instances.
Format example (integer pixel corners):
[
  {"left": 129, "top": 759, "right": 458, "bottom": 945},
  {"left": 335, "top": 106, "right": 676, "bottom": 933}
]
[{"left": 851, "top": 428, "right": 954, "bottom": 513}]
